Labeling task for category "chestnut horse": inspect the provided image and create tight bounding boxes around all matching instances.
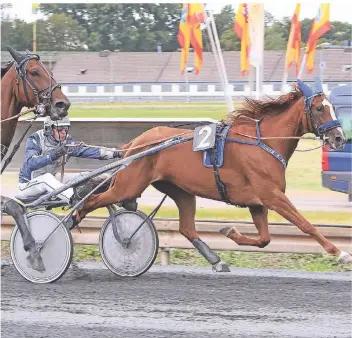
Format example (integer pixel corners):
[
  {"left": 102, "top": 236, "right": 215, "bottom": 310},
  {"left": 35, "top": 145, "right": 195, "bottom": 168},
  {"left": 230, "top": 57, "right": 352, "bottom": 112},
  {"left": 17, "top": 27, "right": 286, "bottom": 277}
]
[
  {"left": 1, "top": 46, "right": 70, "bottom": 272},
  {"left": 76, "top": 78, "right": 351, "bottom": 270}
]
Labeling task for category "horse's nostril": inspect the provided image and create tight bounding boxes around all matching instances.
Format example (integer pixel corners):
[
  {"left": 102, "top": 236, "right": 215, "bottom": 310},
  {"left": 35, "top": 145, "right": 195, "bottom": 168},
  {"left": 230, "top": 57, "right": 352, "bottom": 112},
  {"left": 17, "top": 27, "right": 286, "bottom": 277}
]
[
  {"left": 335, "top": 136, "right": 342, "bottom": 143},
  {"left": 55, "top": 101, "right": 70, "bottom": 110}
]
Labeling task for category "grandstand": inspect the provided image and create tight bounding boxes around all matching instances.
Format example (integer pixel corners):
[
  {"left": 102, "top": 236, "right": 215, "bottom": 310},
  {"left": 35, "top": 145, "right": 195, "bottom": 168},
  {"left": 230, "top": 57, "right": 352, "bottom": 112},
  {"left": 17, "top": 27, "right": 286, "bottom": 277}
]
[{"left": 1, "top": 48, "right": 351, "bottom": 84}]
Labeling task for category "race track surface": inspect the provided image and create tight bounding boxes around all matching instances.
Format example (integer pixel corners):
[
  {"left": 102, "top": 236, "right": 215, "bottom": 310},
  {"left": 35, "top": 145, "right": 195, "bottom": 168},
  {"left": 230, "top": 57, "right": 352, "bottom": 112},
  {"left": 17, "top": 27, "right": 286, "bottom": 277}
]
[{"left": 1, "top": 263, "right": 351, "bottom": 338}]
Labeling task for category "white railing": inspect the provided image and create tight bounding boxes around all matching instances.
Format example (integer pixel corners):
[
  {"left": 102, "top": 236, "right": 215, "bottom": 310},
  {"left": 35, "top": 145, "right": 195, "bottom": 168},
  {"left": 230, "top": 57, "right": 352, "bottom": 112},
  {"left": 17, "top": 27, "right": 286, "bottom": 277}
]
[{"left": 61, "top": 83, "right": 335, "bottom": 99}]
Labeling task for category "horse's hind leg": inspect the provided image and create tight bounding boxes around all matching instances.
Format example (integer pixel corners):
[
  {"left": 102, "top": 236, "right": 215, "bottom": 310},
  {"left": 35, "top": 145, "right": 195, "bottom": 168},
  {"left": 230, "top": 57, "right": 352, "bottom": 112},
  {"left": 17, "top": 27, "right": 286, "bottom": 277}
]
[
  {"left": 76, "top": 165, "right": 153, "bottom": 222},
  {"left": 152, "top": 181, "right": 230, "bottom": 272},
  {"left": 220, "top": 205, "right": 271, "bottom": 248},
  {"left": 264, "top": 190, "right": 352, "bottom": 264}
]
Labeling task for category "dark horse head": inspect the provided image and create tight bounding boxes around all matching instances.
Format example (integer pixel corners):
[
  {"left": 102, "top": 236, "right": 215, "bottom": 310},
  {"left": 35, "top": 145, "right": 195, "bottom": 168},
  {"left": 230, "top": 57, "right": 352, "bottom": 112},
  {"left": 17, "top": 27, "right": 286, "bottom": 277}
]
[
  {"left": 297, "top": 78, "right": 346, "bottom": 150},
  {"left": 3, "top": 46, "right": 70, "bottom": 120}
]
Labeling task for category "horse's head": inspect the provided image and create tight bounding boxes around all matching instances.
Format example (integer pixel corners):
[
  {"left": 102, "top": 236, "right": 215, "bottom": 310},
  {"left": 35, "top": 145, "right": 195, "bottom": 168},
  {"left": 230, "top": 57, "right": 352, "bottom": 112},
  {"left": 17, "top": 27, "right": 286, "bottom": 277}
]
[
  {"left": 298, "top": 78, "right": 346, "bottom": 150},
  {"left": 7, "top": 46, "right": 70, "bottom": 121}
]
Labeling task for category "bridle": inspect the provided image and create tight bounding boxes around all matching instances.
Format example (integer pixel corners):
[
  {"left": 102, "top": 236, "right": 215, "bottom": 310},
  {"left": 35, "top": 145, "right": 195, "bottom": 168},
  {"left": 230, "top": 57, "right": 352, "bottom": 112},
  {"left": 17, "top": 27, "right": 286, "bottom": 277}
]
[
  {"left": 303, "top": 93, "right": 341, "bottom": 140},
  {"left": 14, "top": 53, "right": 62, "bottom": 119}
]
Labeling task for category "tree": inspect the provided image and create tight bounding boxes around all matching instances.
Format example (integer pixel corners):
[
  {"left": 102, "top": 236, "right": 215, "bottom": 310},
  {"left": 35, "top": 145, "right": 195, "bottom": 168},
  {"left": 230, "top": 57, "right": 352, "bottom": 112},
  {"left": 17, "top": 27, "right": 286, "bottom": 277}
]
[
  {"left": 264, "top": 11, "right": 274, "bottom": 27},
  {"left": 220, "top": 28, "right": 240, "bottom": 51},
  {"left": 1, "top": 18, "right": 32, "bottom": 51},
  {"left": 2, "top": 5, "right": 350, "bottom": 53},
  {"left": 214, "top": 5, "right": 235, "bottom": 37},
  {"left": 264, "top": 23, "right": 287, "bottom": 50},
  {"left": 1, "top": 3, "right": 12, "bottom": 20},
  {"left": 36, "top": 13, "right": 88, "bottom": 51},
  {"left": 39, "top": 3, "right": 181, "bottom": 52}
]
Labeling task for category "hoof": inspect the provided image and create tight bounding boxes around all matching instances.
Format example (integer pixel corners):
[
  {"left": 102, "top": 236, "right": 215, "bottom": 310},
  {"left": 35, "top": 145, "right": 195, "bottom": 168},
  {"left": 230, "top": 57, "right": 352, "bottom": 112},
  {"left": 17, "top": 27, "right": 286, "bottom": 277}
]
[
  {"left": 212, "top": 260, "right": 231, "bottom": 272},
  {"left": 338, "top": 251, "right": 352, "bottom": 264},
  {"left": 26, "top": 248, "right": 45, "bottom": 272},
  {"left": 219, "top": 226, "right": 235, "bottom": 237},
  {"left": 121, "top": 199, "right": 138, "bottom": 212},
  {"left": 64, "top": 214, "right": 78, "bottom": 230}
]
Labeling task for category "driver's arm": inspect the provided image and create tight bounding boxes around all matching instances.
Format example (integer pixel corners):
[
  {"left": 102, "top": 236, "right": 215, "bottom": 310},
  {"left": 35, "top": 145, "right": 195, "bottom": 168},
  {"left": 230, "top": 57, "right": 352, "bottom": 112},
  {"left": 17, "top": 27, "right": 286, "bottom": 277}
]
[{"left": 66, "top": 136, "right": 121, "bottom": 160}]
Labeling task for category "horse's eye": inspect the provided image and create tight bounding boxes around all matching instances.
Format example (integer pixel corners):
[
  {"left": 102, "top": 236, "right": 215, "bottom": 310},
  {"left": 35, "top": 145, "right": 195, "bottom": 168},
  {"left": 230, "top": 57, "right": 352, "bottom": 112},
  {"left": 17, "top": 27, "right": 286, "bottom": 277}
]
[
  {"left": 316, "top": 105, "right": 324, "bottom": 112},
  {"left": 31, "top": 70, "right": 39, "bottom": 76}
]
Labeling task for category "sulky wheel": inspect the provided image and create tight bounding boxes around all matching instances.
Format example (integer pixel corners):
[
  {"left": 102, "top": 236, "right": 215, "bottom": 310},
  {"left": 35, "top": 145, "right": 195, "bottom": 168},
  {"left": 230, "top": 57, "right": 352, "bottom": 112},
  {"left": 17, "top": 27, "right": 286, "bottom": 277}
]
[
  {"left": 99, "top": 209, "right": 159, "bottom": 277},
  {"left": 10, "top": 210, "right": 73, "bottom": 283}
]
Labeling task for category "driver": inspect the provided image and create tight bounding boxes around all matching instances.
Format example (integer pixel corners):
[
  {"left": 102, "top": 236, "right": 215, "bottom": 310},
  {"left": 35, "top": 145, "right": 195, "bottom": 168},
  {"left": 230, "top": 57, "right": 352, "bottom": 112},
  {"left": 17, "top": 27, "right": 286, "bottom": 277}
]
[{"left": 17, "top": 116, "right": 122, "bottom": 204}]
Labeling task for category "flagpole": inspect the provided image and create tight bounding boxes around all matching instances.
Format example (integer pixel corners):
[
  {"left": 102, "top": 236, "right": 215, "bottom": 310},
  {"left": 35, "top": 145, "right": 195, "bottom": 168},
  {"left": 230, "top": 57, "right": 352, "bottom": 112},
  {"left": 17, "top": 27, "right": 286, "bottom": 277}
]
[
  {"left": 248, "top": 65, "right": 254, "bottom": 96},
  {"left": 248, "top": 3, "right": 264, "bottom": 100},
  {"left": 206, "top": 9, "right": 234, "bottom": 113},
  {"left": 255, "top": 67, "right": 260, "bottom": 99},
  {"left": 281, "top": 71, "right": 288, "bottom": 93},
  {"left": 32, "top": 3, "right": 38, "bottom": 52},
  {"left": 297, "top": 51, "right": 307, "bottom": 79},
  {"left": 204, "top": 15, "right": 225, "bottom": 88},
  {"left": 33, "top": 19, "right": 37, "bottom": 52}
]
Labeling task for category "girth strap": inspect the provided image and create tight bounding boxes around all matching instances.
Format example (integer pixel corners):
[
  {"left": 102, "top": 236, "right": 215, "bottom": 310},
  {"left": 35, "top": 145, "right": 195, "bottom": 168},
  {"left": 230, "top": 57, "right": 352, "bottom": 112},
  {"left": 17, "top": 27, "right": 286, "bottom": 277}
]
[{"left": 209, "top": 124, "right": 231, "bottom": 204}]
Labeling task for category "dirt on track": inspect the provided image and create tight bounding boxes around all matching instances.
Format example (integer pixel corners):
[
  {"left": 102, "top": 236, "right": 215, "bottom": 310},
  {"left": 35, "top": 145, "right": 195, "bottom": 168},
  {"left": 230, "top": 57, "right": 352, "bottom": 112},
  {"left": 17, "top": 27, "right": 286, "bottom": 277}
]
[{"left": 1, "top": 263, "right": 351, "bottom": 338}]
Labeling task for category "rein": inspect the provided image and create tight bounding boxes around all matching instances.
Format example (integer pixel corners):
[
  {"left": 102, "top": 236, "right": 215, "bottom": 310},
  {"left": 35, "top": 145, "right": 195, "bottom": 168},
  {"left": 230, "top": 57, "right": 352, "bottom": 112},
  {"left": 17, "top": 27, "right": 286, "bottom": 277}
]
[
  {"left": 80, "top": 131, "right": 193, "bottom": 153},
  {"left": 0, "top": 107, "right": 36, "bottom": 123},
  {"left": 231, "top": 132, "right": 327, "bottom": 152},
  {"left": 229, "top": 114, "right": 328, "bottom": 153}
]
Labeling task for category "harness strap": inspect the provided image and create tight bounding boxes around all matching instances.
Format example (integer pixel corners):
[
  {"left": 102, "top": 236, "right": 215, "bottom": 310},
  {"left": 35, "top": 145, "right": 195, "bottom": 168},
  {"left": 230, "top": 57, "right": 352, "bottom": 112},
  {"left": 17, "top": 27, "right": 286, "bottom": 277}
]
[
  {"left": 225, "top": 120, "right": 288, "bottom": 169},
  {"left": 1, "top": 116, "right": 38, "bottom": 174},
  {"left": 1, "top": 144, "right": 9, "bottom": 158},
  {"left": 22, "top": 77, "right": 32, "bottom": 108},
  {"left": 317, "top": 119, "right": 341, "bottom": 135},
  {"left": 209, "top": 138, "right": 231, "bottom": 204},
  {"left": 206, "top": 120, "right": 287, "bottom": 204}
]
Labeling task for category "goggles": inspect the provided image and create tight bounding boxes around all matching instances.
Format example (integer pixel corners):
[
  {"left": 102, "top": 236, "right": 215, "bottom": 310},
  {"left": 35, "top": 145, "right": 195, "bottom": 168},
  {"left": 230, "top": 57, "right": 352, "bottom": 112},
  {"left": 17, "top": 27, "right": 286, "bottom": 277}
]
[{"left": 53, "top": 126, "right": 69, "bottom": 133}]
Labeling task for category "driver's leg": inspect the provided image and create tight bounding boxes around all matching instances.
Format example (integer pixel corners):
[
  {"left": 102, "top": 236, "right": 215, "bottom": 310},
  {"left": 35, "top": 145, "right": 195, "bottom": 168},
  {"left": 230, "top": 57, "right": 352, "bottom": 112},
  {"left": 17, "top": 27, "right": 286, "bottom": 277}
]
[{"left": 17, "top": 173, "right": 73, "bottom": 203}]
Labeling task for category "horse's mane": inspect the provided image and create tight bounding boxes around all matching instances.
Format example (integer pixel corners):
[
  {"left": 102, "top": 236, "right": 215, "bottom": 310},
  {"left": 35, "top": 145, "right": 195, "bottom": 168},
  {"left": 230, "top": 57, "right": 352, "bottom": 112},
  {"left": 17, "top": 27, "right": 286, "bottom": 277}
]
[
  {"left": 1, "top": 61, "right": 13, "bottom": 79},
  {"left": 227, "top": 85, "right": 303, "bottom": 123}
]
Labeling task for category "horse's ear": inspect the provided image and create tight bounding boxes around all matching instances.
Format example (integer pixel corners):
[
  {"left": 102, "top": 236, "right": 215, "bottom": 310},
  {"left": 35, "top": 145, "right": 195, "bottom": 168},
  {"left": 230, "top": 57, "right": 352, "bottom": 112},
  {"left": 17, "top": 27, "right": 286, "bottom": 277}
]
[
  {"left": 7, "top": 46, "right": 26, "bottom": 64},
  {"left": 314, "top": 77, "right": 324, "bottom": 94},
  {"left": 297, "top": 79, "right": 313, "bottom": 98}
]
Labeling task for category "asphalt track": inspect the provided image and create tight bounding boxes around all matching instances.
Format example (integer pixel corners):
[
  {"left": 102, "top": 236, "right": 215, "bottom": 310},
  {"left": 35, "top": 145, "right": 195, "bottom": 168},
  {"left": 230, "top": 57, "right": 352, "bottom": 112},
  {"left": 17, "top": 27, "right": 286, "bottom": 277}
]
[{"left": 1, "top": 263, "right": 351, "bottom": 338}]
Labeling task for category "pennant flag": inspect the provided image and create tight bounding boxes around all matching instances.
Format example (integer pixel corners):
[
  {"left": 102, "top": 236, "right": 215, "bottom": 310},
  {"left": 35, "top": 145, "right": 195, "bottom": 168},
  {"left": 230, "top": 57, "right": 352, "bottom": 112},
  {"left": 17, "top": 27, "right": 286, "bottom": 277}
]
[
  {"left": 284, "top": 4, "right": 301, "bottom": 76},
  {"left": 177, "top": 4, "right": 191, "bottom": 74},
  {"left": 188, "top": 4, "right": 205, "bottom": 75},
  {"left": 32, "top": 3, "right": 39, "bottom": 15},
  {"left": 306, "top": 4, "right": 331, "bottom": 73},
  {"left": 248, "top": 3, "right": 264, "bottom": 68},
  {"left": 234, "top": 3, "right": 250, "bottom": 76}
]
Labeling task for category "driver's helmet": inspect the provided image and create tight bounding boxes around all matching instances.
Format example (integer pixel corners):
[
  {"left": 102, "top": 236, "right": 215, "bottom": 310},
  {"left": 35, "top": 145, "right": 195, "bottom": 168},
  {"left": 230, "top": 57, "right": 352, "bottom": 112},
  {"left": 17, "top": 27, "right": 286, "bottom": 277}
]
[{"left": 43, "top": 116, "right": 70, "bottom": 139}]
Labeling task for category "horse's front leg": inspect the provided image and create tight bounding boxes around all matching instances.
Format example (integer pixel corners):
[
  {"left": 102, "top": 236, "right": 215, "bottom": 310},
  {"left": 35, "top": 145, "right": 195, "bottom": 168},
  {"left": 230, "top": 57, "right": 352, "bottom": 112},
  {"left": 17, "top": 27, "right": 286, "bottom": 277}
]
[
  {"left": 263, "top": 190, "right": 352, "bottom": 264},
  {"left": 152, "top": 181, "right": 230, "bottom": 272},
  {"left": 1, "top": 196, "right": 45, "bottom": 272},
  {"left": 220, "top": 205, "right": 271, "bottom": 248}
]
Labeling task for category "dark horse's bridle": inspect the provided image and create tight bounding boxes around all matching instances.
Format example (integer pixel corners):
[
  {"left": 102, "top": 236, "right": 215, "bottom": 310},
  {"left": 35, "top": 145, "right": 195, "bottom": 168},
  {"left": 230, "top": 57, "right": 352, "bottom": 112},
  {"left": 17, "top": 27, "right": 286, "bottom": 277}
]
[
  {"left": 1, "top": 53, "right": 62, "bottom": 172},
  {"left": 14, "top": 52, "right": 62, "bottom": 118}
]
